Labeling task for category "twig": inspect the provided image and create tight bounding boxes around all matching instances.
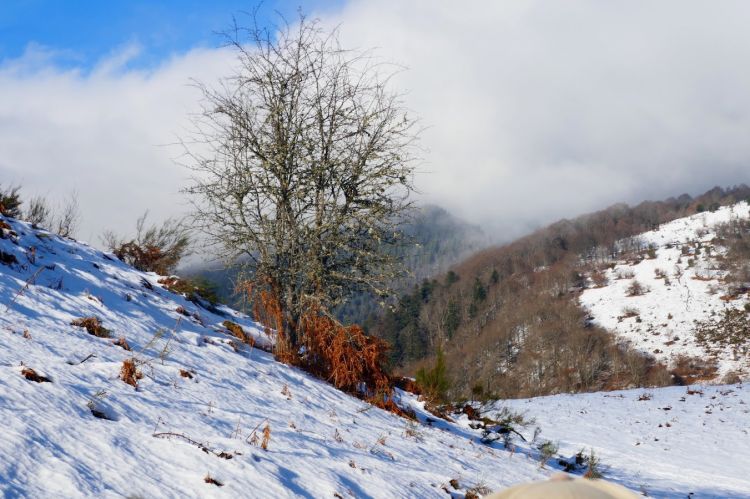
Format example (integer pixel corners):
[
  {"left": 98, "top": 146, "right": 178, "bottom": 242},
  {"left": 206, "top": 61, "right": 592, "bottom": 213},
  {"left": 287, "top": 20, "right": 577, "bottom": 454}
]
[
  {"left": 4, "top": 266, "right": 46, "bottom": 312},
  {"left": 67, "top": 353, "right": 96, "bottom": 365},
  {"left": 245, "top": 418, "right": 269, "bottom": 446},
  {"left": 152, "top": 431, "right": 239, "bottom": 459}
]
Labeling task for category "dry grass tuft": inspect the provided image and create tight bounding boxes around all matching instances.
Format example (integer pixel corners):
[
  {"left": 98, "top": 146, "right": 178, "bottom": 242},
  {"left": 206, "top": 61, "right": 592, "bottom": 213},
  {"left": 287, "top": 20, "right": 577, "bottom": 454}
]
[
  {"left": 222, "top": 320, "right": 254, "bottom": 347},
  {"left": 71, "top": 316, "right": 111, "bottom": 338},
  {"left": 0, "top": 250, "right": 18, "bottom": 265},
  {"left": 204, "top": 474, "right": 223, "bottom": 487},
  {"left": 281, "top": 383, "right": 291, "bottom": 399},
  {"left": 670, "top": 355, "right": 719, "bottom": 385},
  {"left": 114, "top": 336, "right": 131, "bottom": 351},
  {"left": 261, "top": 422, "right": 271, "bottom": 451},
  {"left": 21, "top": 367, "right": 51, "bottom": 383},
  {"left": 393, "top": 376, "right": 422, "bottom": 395},
  {"left": 120, "top": 358, "right": 143, "bottom": 388}
]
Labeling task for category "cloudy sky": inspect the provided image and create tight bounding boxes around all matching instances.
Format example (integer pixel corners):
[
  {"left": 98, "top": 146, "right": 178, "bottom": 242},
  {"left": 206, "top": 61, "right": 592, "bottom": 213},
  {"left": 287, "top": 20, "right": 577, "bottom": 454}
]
[{"left": 2, "top": 1, "right": 750, "bottom": 246}]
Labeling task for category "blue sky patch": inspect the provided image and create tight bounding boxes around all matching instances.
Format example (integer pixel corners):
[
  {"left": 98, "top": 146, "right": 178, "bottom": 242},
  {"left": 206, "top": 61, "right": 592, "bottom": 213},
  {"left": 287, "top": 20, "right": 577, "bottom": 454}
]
[{"left": 0, "top": 1, "right": 345, "bottom": 70}]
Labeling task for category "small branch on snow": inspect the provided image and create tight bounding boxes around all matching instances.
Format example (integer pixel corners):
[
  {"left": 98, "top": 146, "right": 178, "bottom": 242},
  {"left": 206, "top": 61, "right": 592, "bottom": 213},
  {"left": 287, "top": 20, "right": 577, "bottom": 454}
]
[
  {"left": 152, "top": 431, "right": 239, "bottom": 460},
  {"left": 66, "top": 353, "right": 96, "bottom": 365}
]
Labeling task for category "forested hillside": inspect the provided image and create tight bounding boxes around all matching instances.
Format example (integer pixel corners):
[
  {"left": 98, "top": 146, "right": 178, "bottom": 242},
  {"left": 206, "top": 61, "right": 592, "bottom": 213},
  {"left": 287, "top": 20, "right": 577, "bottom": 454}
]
[
  {"left": 186, "top": 204, "right": 487, "bottom": 324},
  {"left": 371, "top": 185, "right": 750, "bottom": 399}
]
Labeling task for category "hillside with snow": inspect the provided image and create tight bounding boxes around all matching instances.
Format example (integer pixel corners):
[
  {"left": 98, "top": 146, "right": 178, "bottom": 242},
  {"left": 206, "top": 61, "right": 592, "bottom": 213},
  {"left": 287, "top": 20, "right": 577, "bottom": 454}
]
[
  {"left": 1, "top": 213, "right": 749, "bottom": 498},
  {"left": 580, "top": 202, "right": 750, "bottom": 380}
]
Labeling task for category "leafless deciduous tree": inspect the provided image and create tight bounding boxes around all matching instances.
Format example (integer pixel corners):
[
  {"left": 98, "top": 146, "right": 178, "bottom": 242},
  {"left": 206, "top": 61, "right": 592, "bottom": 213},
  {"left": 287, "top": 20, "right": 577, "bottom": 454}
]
[{"left": 182, "top": 14, "right": 419, "bottom": 349}]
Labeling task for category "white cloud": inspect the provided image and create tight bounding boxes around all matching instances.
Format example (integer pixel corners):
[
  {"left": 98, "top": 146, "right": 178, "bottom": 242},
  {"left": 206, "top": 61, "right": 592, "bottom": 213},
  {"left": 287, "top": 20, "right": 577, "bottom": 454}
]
[
  {"left": 3, "top": 1, "right": 750, "bottom": 246},
  {"left": 0, "top": 44, "right": 234, "bottom": 244},
  {"left": 326, "top": 0, "right": 750, "bottom": 237}
]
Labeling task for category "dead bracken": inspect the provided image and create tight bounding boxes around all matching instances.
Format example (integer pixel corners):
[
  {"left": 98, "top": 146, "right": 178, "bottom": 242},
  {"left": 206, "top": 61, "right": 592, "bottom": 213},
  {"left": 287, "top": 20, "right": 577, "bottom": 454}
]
[
  {"left": 21, "top": 367, "right": 51, "bottom": 383},
  {"left": 120, "top": 358, "right": 143, "bottom": 388},
  {"left": 113, "top": 336, "right": 131, "bottom": 351},
  {"left": 222, "top": 320, "right": 254, "bottom": 346},
  {"left": 204, "top": 474, "right": 223, "bottom": 487},
  {"left": 71, "top": 316, "right": 111, "bottom": 338}
]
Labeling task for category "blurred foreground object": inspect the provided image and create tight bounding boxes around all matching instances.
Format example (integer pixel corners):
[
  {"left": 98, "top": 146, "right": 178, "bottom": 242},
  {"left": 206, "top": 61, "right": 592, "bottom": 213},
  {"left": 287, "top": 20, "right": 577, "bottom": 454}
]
[{"left": 487, "top": 473, "right": 639, "bottom": 499}]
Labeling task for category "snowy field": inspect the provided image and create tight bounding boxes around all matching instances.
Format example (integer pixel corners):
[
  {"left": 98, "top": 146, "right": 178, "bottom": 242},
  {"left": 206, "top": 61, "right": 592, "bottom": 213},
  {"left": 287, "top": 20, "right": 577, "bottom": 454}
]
[
  {"left": 1, "top": 214, "right": 749, "bottom": 498},
  {"left": 0, "top": 216, "right": 550, "bottom": 497},
  {"left": 580, "top": 202, "right": 750, "bottom": 378},
  {"left": 486, "top": 384, "right": 750, "bottom": 498}
]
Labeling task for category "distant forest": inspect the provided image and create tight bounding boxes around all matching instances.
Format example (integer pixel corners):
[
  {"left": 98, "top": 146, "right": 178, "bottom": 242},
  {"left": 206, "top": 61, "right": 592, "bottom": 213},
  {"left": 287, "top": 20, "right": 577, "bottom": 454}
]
[
  {"left": 189, "top": 185, "right": 750, "bottom": 400},
  {"left": 369, "top": 185, "right": 750, "bottom": 399}
]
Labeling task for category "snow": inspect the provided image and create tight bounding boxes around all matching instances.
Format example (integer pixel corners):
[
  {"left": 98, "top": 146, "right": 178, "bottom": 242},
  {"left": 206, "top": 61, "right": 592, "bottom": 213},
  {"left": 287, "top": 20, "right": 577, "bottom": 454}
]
[
  {"left": 2, "top": 215, "right": 748, "bottom": 498},
  {"left": 580, "top": 203, "right": 750, "bottom": 378},
  {"left": 486, "top": 383, "right": 750, "bottom": 498},
  {"left": 0, "top": 217, "right": 548, "bottom": 497}
]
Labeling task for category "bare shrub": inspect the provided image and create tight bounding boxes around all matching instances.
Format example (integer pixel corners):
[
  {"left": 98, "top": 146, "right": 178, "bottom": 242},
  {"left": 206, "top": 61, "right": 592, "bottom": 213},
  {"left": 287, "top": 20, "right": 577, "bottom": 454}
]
[
  {"left": 616, "top": 269, "right": 635, "bottom": 280},
  {"left": 466, "top": 483, "right": 493, "bottom": 498},
  {"left": 619, "top": 306, "right": 640, "bottom": 319},
  {"left": 626, "top": 280, "right": 648, "bottom": 297},
  {"left": 0, "top": 184, "right": 22, "bottom": 218},
  {"left": 87, "top": 389, "right": 112, "bottom": 420},
  {"left": 54, "top": 192, "right": 80, "bottom": 238},
  {"left": 590, "top": 271, "right": 609, "bottom": 288},
  {"left": 104, "top": 212, "right": 190, "bottom": 275},
  {"left": 403, "top": 420, "right": 424, "bottom": 441},
  {"left": 25, "top": 196, "right": 52, "bottom": 227}
]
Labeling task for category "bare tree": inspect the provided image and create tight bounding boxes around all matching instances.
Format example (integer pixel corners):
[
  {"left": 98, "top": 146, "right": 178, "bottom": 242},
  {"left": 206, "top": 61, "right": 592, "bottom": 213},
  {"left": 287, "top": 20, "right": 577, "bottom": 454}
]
[{"left": 183, "top": 14, "right": 419, "bottom": 351}]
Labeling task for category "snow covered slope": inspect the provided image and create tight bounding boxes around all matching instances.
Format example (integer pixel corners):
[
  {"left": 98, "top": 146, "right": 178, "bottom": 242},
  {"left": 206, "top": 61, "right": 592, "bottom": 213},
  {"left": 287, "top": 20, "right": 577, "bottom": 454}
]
[
  {"left": 484, "top": 383, "right": 750, "bottom": 498},
  {"left": 2, "top": 214, "right": 748, "bottom": 498},
  {"left": 580, "top": 203, "right": 750, "bottom": 379},
  {"left": 0, "top": 215, "right": 553, "bottom": 497}
]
